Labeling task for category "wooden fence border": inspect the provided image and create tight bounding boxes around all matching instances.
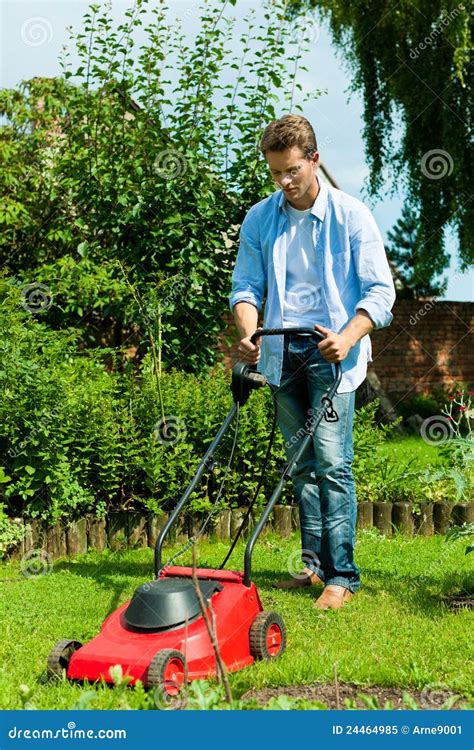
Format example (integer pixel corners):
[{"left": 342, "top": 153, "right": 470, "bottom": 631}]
[{"left": 4, "top": 501, "right": 473, "bottom": 561}]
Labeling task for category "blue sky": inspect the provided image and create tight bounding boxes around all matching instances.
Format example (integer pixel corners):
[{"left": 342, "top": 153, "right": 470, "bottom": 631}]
[{"left": 1, "top": 0, "right": 472, "bottom": 301}]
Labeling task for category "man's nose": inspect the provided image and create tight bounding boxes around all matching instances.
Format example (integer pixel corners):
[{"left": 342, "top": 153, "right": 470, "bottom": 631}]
[{"left": 281, "top": 174, "right": 292, "bottom": 186}]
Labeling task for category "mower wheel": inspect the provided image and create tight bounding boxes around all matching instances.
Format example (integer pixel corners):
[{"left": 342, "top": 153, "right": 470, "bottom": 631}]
[
  {"left": 250, "top": 611, "right": 286, "bottom": 660},
  {"left": 148, "top": 649, "right": 187, "bottom": 708},
  {"left": 47, "top": 639, "right": 83, "bottom": 680}
]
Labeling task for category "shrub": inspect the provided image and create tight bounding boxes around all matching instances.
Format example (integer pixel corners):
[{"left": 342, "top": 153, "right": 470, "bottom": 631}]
[
  {"left": 397, "top": 393, "right": 444, "bottom": 420},
  {"left": 123, "top": 354, "right": 291, "bottom": 516},
  {"left": 1, "top": 279, "right": 465, "bottom": 525},
  {"left": 396, "top": 383, "right": 470, "bottom": 425},
  {"left": 0, "top": 282, "right": 290, "bottom": 523},
  {"left": 0, "top": 283, "right": 119, "bottom": 522},
  {"left": 0, "top": 502, "right": 25, "bottom": 556}
]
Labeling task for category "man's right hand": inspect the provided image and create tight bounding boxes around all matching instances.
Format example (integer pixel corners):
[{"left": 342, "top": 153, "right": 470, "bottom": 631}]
[{"left": 237, "top": 335, "right": 261, "bottom": 365}]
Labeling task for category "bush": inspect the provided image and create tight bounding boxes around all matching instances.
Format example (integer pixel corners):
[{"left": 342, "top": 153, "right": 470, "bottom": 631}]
[
  {"left": 0, "top": 282, "right": 291, "bottom": 524},
  {"left": 0, "top": 0, "right": 317, "bottom": 373},
  {"left": 1, "top": 280, "right": 466, "bottom": 524},
  {"left": 0, "top": 283, "right": 119, "bottom": 522},
  {"left": 396, "top": 383, "right": 469, "bottom": 424},
  {"left": 397, "top": 393, "right": 444, "bottom": 420},
  {"left": 0, "top": 502, "right": 25, "bottom": 556},
  {"left": 121, "top": 355, "right": 291, "bottom": 516}
]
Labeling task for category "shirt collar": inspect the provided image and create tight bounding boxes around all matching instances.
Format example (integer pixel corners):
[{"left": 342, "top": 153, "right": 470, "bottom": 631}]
[{"left": 278, "top": 175, "right": 328, "bottom": 221}]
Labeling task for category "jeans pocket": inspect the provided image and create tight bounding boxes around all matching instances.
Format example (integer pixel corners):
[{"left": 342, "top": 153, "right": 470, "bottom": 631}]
[{"left": 308, "top": 356, "right": 334, "bottom": 390}]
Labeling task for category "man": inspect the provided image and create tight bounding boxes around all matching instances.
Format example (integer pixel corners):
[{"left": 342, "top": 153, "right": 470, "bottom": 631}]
[{"left": 229, "top": 114, "right": 396, "bottom": 611}]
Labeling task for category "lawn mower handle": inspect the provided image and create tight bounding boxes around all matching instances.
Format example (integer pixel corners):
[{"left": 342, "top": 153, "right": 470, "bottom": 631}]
[
  {"left": 243, "top": 326, "right": 342, "bottom": 586},
  {"left": 154, "top": 358, "right": 268, "bottom": 576},
  {"left": 155, "top": 326, "right": 341, "bottom": 584},
  {"left": 249, "top": 326, "right": 326, "bottom": 345},
  {"left": 154, "top": 405, "right": 238, "bottom": 577}
]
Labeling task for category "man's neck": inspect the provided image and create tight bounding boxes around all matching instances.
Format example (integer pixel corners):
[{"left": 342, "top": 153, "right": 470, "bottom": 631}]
[{"left": 287, "top": 175, "right": 320, "bottom": 210}]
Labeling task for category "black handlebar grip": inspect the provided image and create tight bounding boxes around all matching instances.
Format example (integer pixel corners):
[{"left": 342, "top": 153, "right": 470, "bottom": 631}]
[{"left": 250, "top": 327, "right": 326, "bottom": 345}]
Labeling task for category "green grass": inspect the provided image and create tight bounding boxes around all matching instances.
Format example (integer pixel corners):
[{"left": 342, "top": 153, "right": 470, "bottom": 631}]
[
  {"left": 375, "top": 435, "right": 447, "bottom": 470},
  {"left": 0, "top": 531, "right": 472, "bottom": 710}
]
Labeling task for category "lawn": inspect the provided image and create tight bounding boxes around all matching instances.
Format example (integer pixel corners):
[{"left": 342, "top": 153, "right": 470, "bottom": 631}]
[
  {"left": 375, "top": 435, "right": 448, "bottom": 470},
  {"left": 0, "top": 530, "right": 472, "bottom": 710}
]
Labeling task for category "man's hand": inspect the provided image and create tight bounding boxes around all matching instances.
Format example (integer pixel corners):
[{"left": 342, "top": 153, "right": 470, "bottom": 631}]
[
  {"left": 314, "top": 311, "right": 374, "bottom": 363},
  {"left": 314, "top": 324, "right": 352, "bottom": 363},
  {"left": 238, "top": 335, "right": 260, "bottom": 365}
]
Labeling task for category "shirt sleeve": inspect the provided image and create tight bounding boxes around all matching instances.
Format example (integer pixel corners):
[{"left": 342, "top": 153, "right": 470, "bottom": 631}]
[
  {"left": 229, "top": 208, "right": 266, "bottom": 313},
  {"left": 349, "top": 204, "right": 396, "bottom": 329}
]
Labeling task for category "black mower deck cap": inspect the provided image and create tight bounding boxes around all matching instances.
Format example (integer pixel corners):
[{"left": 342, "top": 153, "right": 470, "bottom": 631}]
[{"left": 123, "top": 577, "right": 223, "bottom": 633}]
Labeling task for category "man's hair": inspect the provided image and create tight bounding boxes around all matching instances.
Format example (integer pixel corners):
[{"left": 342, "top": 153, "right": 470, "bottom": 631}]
[{"left": 259, "top": 114, "right": 318, "bottom": 159}]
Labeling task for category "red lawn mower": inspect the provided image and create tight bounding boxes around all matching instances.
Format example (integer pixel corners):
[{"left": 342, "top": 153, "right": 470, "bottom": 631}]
[{"left": 47, "top": 328, "right": 341, "bottom": 700}]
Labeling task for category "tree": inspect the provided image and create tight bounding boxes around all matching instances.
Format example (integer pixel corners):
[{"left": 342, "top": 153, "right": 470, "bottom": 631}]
[
  {"left": 385, "top": 205, "right": 448, "bottom": 299},
  {"left": 1, "top": 0, "right": 317, "bottom": 372},
  {"left": 288, "top": 0, "right": 473, "bottom": 284}
]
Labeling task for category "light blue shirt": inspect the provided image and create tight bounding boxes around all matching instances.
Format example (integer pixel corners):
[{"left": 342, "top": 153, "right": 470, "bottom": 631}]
[
  {"left": 282, "top": 202, "right": 325, "bottom": 328},
  {"left": 229, "top": 178, "right": 396, "bottom": 393}
]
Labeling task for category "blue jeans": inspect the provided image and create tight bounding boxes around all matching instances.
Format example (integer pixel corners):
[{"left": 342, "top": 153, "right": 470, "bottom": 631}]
[{"left": 270, "top": 334, "right": 361, "bottom": 593}]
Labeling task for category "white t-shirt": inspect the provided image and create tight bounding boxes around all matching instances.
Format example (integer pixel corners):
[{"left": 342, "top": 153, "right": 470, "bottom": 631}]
[{"left": 282, "top": 202, "right": 324, "bottom": 328}]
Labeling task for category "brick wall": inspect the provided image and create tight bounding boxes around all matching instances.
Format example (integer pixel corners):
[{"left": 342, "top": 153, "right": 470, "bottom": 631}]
[
  {"left": 369, "top": 299, "right": 473, "bottom": 401},
  {"left": 218, "top": 299, "right": 473, "bottom": 402}
]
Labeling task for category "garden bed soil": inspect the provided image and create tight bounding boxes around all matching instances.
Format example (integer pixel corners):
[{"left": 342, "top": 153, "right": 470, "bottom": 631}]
[{"left": 241, "top": 683, "right": 469, "bottom": 710}]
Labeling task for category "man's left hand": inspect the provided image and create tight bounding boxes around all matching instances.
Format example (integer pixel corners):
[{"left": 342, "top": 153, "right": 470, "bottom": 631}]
[{"left": 314, "top": 324, "right": 352, "bottom": 363}]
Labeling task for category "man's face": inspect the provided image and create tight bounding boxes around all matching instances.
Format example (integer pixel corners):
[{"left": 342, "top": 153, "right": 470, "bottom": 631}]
[{"left": 265, "top": 145, "right": 319, "bottom": 203}]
